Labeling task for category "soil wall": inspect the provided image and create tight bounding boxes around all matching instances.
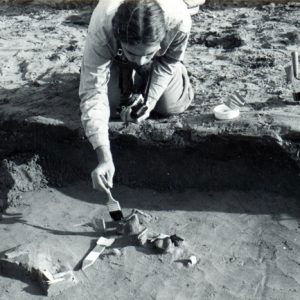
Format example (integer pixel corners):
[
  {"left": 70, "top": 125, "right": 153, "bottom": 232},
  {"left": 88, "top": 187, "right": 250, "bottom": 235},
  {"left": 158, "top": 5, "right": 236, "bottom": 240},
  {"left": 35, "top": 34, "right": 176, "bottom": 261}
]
[{"left": 1, "top": 119, "right": 300, "bottom": 211}]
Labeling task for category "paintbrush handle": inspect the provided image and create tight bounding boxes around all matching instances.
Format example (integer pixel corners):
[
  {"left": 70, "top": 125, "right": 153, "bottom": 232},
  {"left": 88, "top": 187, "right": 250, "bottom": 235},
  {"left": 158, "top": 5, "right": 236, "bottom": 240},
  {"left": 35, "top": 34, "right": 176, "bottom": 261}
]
[
  {"left": 292, "top": 51, "right": 299, "bottom": 79},
  {"left": 106, "top": 189, "right": 114, "bottom": 202},
  {"left": 105, "top": 189, "right": 119, "bottom": 206},
  {"left": 98, "top": 174, "right": 114, "bottom": 202}
]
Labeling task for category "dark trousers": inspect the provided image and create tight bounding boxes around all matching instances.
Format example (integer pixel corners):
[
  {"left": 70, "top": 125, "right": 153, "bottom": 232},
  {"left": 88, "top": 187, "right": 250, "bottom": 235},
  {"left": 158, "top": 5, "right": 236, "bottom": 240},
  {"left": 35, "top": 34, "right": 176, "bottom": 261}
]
[{"left": 108, "top": 61, "right": 193, "bottom": 119}]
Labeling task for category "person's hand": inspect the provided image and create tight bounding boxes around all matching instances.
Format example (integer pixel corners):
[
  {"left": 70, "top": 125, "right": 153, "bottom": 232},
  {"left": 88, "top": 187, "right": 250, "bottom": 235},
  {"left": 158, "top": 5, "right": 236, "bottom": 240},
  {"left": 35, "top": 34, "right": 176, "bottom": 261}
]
[
  {"left": 120, "top": 94, "right": 156, "bottom": 123},
  {"left": 91, "top": 146, "right": 115, "bottom": 193},
  {"left": 120, "top": 93, "right": 144, "bottom": 123}
]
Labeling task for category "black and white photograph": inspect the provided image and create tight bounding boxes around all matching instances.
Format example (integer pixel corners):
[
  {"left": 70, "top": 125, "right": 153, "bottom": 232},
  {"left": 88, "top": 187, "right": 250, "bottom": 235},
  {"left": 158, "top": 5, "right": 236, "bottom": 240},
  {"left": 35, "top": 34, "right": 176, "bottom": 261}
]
[{"left": 0, "top": 0, "right": 300, "bottom": 299}]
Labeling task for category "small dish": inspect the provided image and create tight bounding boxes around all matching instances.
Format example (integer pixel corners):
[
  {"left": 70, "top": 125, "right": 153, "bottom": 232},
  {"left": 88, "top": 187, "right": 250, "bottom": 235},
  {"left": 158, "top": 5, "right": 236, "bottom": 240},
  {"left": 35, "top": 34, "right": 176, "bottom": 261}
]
[{"left": 213, "top": 104, "right": 240, "bottom": 120}]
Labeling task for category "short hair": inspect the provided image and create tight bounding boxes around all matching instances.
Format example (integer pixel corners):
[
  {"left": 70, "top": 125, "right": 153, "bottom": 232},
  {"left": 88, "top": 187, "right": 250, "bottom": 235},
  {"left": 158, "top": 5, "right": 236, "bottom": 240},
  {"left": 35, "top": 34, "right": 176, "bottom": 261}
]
[{"left": 112, "top": 0, "right": 167, "bottom": 46}]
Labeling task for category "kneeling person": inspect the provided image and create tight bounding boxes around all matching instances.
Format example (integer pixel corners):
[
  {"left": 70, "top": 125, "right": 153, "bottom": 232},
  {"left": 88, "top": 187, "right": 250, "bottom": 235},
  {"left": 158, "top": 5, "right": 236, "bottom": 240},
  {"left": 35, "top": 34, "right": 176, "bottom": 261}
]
[{"left": 79, "top": 0, "right": 194, "bottom": 192}]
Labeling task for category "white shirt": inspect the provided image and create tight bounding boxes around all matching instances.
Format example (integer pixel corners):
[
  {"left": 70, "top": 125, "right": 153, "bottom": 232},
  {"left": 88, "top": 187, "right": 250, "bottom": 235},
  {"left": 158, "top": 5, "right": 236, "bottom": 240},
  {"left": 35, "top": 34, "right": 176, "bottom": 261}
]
[{"left": 79, "top": 0, "right": 192, "bottom": 149}]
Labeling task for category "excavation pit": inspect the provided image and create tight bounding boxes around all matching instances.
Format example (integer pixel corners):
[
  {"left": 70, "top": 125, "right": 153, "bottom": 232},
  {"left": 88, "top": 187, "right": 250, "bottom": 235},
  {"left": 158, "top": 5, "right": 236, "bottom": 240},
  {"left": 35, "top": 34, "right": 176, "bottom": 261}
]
[
  {"left": 1, "top": 116, "right": 300, "bottom": 299},
  {"left": 1, "top": 2, "right": 300, "bottom": 299}
]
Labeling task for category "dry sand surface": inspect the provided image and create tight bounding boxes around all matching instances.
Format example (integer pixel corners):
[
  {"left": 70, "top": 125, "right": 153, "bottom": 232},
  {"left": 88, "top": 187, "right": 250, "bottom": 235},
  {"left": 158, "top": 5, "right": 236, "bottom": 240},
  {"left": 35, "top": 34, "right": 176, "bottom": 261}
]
[
  {"left": 0, "top": 3, "right": 300, "bottom": 123},
  {"left": 1, "top": 2, "right": 300, "bottom": 300}
]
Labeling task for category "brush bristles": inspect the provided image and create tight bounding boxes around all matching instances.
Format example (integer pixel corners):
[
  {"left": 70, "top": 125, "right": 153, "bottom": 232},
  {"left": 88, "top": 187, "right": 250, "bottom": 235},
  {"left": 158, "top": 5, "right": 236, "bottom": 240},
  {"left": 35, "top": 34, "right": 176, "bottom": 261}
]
[
  {"left": 107, "top": 201, "right": 121, "bottom": 212},
  {"left": 107, "top": 199, "right": 123, "bottom": 220},
  {"left": 109, "top": 210, "right": 124, "bottom": 221}
]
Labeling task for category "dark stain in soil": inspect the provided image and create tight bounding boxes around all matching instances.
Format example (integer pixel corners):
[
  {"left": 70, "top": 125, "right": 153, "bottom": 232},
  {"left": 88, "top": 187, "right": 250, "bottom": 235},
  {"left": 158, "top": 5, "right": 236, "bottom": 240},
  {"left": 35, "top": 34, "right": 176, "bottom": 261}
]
[{"left": 189, "top": 31, "right": 244, "bottom": 50}]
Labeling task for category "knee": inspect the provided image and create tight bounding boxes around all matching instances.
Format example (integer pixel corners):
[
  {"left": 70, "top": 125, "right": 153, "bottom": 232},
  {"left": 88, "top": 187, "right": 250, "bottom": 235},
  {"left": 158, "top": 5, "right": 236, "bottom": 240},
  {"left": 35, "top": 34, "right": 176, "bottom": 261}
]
[{"left": 155, "top": 98, "right": 190, "bottom": 116}]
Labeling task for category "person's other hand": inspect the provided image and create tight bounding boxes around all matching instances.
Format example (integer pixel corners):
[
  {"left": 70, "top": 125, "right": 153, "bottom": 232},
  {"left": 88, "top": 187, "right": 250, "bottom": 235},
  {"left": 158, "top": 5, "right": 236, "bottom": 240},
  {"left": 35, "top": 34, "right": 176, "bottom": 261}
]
[
  {"left": 120, "top": 94, "right": 156, "bottom": 123},
  {"left": 91, "top": 146, "right": 115, "bottom": 193},
  {"left": 133, "top": 104, "right": 152, "bottom": 123},
  {"left": 135, "top": 98, "right": 157, "bottom": 123},
  {"left": 120, "top": 93, "right": 144, "bottom": 123}
]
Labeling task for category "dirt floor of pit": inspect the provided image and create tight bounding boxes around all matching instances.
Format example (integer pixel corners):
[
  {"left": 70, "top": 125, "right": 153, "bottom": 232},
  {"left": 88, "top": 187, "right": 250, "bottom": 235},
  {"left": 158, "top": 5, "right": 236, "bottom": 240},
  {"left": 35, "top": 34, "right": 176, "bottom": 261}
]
[{"left": 1, "top": 182, "right": 300, "bottom": 300}]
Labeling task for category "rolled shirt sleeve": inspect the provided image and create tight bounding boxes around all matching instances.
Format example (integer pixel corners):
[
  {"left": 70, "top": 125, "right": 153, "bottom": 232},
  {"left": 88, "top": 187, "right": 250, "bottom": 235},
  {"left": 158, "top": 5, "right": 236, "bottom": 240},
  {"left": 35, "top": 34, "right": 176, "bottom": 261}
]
[{"left": 79, "top": 31, "right": 112, "bottom": 150}]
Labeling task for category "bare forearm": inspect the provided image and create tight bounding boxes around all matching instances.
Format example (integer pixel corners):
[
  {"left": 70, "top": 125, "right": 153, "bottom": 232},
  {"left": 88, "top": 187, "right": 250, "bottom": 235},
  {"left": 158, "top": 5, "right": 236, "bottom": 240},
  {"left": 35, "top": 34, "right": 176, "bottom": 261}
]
[{"left": 95, "top": 145, "right": 112, "bottom": 163}]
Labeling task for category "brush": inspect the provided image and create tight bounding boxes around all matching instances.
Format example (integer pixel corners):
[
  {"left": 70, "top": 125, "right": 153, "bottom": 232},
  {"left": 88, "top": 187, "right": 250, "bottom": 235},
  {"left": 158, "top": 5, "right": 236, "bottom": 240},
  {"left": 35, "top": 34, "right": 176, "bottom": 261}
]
[
  {"left": 106, "top": 188, "right": 124, "bottom": 221},
  {"left": 99, "top": 174, "right": 124, "bottom": 221}
]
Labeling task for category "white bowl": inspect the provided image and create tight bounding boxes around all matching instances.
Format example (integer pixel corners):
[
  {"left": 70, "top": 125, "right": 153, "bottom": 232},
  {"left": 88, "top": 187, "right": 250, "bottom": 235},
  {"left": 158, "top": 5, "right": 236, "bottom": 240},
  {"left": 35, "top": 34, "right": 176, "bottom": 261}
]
[{"left": 213, "top": 104, "right": 240, "bottom": 120}]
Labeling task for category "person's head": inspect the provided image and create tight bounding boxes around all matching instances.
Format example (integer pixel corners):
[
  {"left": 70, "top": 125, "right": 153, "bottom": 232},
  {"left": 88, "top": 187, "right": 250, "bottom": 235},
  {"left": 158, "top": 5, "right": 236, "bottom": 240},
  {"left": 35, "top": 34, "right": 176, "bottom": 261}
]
[{"left": 112, "top": 0, "right": 167, "bottom": 66}]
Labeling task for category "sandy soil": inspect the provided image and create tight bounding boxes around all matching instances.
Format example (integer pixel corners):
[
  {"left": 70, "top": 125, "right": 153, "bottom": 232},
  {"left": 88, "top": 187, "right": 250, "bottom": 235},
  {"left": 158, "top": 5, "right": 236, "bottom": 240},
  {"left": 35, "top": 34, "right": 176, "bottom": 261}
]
[
  {"left": 1, "top": 183, "right": 300, "bottom": 299},
  {"left": 1, "top": 2, "right": 300, "bottom": 300},
  {"left": 0, "top": 3, "right": 300, "bottom": 124}
]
